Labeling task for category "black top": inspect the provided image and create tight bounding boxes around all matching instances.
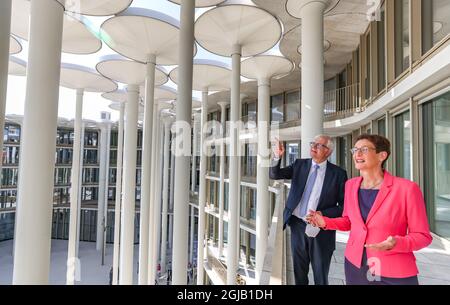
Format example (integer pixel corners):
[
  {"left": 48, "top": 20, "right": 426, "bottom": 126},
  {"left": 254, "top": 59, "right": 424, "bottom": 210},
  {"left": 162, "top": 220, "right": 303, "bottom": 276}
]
[{"left": 358, "top": 189, "right": 379, "bottom": 222}]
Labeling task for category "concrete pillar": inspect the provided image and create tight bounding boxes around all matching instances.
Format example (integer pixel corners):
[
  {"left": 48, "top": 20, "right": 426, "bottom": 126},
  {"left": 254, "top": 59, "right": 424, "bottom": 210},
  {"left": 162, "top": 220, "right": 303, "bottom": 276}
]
[
  {"left": 139, "top": 55, "right": 156, "bottom": 285},
  {"left": 227, "top": 44, "right": 242, "bottom": 285},
  {"left": 0, "top": 0, "right": 12, "bottom": 177},
  {"left": 112, "top": 103, "right": 125, "bottom": 285},
  {"left": 150, "top": 113, "right": 163, "bottom": 284},
  {"left": 300, "top": 0, "right": 327, "bottom": 157},
  {"left": 196, "top": 90, "right": 209, "bottom": 284},
  {"left": 66, "top": 88, "right": 84, "bottom": 285},
  {"left": 119, "top": 85, "right": 139, "bottom": 285},
  {"left": 12, "top": 0, "right": 64, "bottom": 285},
  {"left": 75, "top": 123, "right": 85, "bottom": 259},
  {"left": 168, "top": 143, "right": 175, "bottom": 251},
  {"left": 255, "top": 78, "right": 271, "bottom": 282},
  {"left": 217, "top": 101, "right": 228, "bottom": 257},
  {"left": 172, "top": 0, "right": 195, "bottom": 285},
  {"left": 160, "top": 118, "right": 172, "bottom": 275},
  {"left": 191, "top": 112, "right": 200, "bottom": 193},
  {"left": 97, "top": 125, "right": 109, "bottom": 251},
  {"left": 101, "top": 123, "right": 111, "bottom": 265},
  {"left": 147, "top": 103, "right": 160, "bottom": 284}
]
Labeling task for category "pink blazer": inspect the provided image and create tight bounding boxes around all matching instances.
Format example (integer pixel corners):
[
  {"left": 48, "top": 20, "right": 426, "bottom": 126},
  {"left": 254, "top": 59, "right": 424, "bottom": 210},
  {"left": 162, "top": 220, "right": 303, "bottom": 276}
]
[{"left": 323, "top": 171, "right": 432, "bottom": 278}]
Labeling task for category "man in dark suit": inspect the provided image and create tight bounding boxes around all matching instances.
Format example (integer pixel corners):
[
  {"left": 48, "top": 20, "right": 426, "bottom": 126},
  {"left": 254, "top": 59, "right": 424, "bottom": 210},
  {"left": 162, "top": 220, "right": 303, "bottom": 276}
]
[{"left": 270, "top": 135, "right": 347, "bottom": 285}]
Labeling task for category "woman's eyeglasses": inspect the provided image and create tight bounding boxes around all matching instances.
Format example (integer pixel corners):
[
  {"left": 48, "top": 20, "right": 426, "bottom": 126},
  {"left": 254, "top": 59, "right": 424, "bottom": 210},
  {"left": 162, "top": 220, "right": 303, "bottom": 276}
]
[{"left": 350, "top": 147, "right": 377, "bottom": 155}]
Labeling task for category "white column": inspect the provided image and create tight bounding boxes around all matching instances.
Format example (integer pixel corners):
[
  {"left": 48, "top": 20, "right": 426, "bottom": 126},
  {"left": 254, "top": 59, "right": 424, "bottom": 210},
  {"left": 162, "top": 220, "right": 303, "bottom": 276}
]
[
  {"left": 191, "top": 112, "right": 199, "bottom": 193},
  {"left": 150, "top": 112, "right": 163, "bottom": 284},
  {"left": 102, "top": 123, "right": 111, "bottom": 265},
  {"left": 97, "top": 125, "right": 108, "bottom": 251},
  {"left": 196, "top": 90, "right": 209, "bottom": 285},
  {"left": 112, "top": 103, "right": 125, "bottom": 285},
  {"left": 75, "top": 123, "right": 85, "bottom": 258},
  {"left": 160, "top": 118, "right": 172, "bottom": 275},
  {"left": 189, "top": 205, "right": 195, "bottom": 265},
  {"left": 217, "top": 101, "right": 228, "bottom": 257},
  {"left": 147, "top": 103, "right": 159, "bottom": 284},
  {"left": 66, "top": 88, "right": 84, "bottom": 285},
  {"left": 0, "top": 0, "right": 12, "bottom": 176},
  {"left": 12, "top": 0, "right": 64, "bottom": 285},
  {"left": 300, "top": 0, "right": 326, "bottom": 157},
  {"left": 255, "top": 78, "right": 271, "bottom": 282},
  {"left": 168, "top": 145, "right": 175, "bottom": 251},
  {"left": 227, "top": 44, "right": 242, "bottom": 285},
  {"left": 172, "top": 0, "right": 195, "bottom": 285},
  {"left": 119, "top": 85, "right": 139, "bottom": 285},
  {"left": 139, "top": 55, "right": 156, "bottom": 285}
]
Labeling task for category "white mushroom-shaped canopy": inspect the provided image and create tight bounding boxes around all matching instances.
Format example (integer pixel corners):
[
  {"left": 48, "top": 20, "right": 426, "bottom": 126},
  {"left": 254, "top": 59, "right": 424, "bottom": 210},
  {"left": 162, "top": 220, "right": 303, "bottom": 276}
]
[
  {"left": 101, "top": 8, "right": 194, "bottom": 65},
  {"left": 9, "top": 36, "right": 22, "bottom": 54},
  {"left": 168, "top": 0, "right": 226, "bottom": 7},
  {"left": 96, "top": 55, "right": 168, "bottom": 86},
  {"left": 57, "top": 0, "right": 133, "bottom": 16},
  {"left": 8, "top": 57, "right": 27, "bottom": 77},
  {"left": 102, "top": 90, "right": 127, "bottom": 104},
  {"left": 109, "top": 102, "right": 144, "bottom": 113},
  {"left": 170, "top": 59, "right": 231, "bottom": 92},
  {"left": 60, "top": 63, "right": 117, "bottom": 93},
  {"left": 138, "top": 85, "right": 178, "bottom": 102},
  {"left": 11, "top": 0, "right": 101, "bottom": 54},
  {"left": 195, "top": 0, "right": 282, "bottom": 57},
  {"left": 241, "top": 55, "right": 294, "bottom": 81}
]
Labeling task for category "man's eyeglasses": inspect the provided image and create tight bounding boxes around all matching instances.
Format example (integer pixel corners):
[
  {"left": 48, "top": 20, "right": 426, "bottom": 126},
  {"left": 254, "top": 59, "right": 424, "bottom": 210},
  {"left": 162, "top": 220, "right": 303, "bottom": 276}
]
[
  {"left": 310, "top": 142, "right": 329, "bottom": 150},
  {"left": 350, "top": 147, "right": 377, "bottom": 155}
]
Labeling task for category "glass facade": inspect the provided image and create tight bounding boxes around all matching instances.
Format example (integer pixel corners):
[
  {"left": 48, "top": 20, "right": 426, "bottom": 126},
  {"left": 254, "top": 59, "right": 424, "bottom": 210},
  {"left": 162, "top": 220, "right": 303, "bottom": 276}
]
[
  {"left": 395, "top": 110, "right": 412, "bottom": 180},
  {"left": 395, "top": 0, "right": 410, "bottom": 77},
  {"left": 422, "top": 0, "right": 450, "bottom": 54},
  {"left": 285, "top": 91, "right": 301, "bottom": 122},
  {"left": 270, "top": 94, "right": 284, "bottom": 124},
  {"left": 423, "top": 92, "right": 450, "bottom": 239}
]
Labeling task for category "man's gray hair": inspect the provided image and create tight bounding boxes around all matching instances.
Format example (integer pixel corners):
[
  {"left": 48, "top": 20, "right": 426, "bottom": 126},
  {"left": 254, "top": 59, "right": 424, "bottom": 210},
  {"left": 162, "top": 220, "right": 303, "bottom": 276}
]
[{"left": 314, "top": 134, "right": 334, "bottom": 153}]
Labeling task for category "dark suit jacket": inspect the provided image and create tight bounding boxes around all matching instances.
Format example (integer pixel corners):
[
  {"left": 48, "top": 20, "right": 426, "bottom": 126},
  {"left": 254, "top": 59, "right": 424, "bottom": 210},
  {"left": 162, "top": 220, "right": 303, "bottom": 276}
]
[{"left": 270, "top": 158, "right": 347, "bottom": 251}]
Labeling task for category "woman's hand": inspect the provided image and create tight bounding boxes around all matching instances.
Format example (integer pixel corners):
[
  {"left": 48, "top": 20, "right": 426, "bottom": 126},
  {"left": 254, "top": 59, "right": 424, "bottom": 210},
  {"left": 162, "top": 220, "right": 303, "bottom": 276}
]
[
  {"left": 306, "top": 210, "right": 326, "bottom": 228},
  {"left": 365, "top": 236, "right": 397, "bottom": 251}
]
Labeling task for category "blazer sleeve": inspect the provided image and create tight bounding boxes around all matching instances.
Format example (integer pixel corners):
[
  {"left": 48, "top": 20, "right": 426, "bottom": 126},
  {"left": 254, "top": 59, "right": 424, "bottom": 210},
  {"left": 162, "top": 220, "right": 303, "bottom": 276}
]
[
  {"left": 322, "top": 179, "right": 351, "bottom": 231},
  {"left": 321, "top": 169, "right": 348, "bottom": 218},
  {"left": 269, "top": 158, "right": 296, "bottom": 180},
  {"left": 389, "top": 183, "right": 433, "bottom": 253}
]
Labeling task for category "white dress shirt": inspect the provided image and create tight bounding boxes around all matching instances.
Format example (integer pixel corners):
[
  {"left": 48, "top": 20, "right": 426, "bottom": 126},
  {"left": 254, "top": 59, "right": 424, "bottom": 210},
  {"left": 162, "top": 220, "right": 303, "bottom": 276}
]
[{"left": 292, "top": 159, "right": 328, "bottom": 219}]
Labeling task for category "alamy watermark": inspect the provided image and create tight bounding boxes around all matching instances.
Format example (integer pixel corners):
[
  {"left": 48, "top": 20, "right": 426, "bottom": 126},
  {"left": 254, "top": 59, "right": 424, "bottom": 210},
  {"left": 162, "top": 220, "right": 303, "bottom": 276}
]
[{"left": 171, "top": 119, "right": 278, "bottom": 168}]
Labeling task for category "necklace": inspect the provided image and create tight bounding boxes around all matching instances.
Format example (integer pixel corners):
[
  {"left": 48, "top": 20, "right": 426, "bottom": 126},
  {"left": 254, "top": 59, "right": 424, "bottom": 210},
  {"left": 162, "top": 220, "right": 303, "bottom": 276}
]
[{"left": 361, "top": 179, "right": 383, "bottom": 190}]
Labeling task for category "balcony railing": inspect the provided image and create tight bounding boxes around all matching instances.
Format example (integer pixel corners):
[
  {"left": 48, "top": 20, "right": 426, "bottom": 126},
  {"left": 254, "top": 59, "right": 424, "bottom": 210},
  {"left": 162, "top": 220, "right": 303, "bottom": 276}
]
[{"left": 324, "top": 83, "right": 361, "bottom": 120}]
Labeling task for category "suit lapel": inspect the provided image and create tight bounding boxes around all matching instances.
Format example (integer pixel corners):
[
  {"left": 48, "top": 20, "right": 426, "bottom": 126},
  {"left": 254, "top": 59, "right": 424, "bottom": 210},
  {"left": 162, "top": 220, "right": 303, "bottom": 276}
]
[
  {"left": 317, "top": 162, "right": 333, "bottom": 210},
  {"left": 365, "top": 171, "right": 394, "bottom": 225},
  {"left": 297, "top": 159, "right": 312, "bottom": 196}
]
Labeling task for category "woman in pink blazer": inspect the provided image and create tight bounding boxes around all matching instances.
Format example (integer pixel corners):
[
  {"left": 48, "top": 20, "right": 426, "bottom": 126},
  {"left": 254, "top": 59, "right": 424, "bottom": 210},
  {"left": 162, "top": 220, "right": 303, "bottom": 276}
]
[{"left": 307, "top": 134, "right": 432, "bottom": 285}]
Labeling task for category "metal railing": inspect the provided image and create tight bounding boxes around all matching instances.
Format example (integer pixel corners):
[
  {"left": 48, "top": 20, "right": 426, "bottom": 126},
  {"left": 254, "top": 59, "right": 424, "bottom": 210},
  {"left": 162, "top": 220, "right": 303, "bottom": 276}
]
[
  {"left": 260, "top": 183, "right": 287, "bottom": 285},
  {"left": 324, "top": 83, "right": 361, "bottom": 120}
]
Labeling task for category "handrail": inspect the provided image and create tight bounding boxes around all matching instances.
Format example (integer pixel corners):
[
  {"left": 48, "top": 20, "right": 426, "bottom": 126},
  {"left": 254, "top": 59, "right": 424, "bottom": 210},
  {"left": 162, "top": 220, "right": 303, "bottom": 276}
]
[
  {"left": 260, "top": 183, "right": 285, "bottom": 285},
  {"left": 324, "top": 83, "right": 361, "bottom": 119}
]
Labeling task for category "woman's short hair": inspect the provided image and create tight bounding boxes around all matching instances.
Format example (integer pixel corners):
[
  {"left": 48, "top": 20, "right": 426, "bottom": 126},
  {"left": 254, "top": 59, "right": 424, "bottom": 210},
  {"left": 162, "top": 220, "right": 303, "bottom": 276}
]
[{"left": 355, "top": 134, "right": 391, "bottom": 169}]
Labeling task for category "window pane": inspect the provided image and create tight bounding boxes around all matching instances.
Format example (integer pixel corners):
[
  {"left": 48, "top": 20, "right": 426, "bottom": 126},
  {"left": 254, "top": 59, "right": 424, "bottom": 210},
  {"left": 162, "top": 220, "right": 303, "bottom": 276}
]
[
  {"left": 395, "top": 0, "right": 410, "bottom": 76},
  {"left": 422, "top": 0, "right": 450, "bottom": 53},
  {"left": 395, "top": 111, "right": 411, "bottom": 180},
  {"left": 377, "top": 5, "right": 386, "bottom": 92},
  {"left": 270, "top": 94, "right": 284, "bottom": 124},
  {"left": 424, "top": 91, "right": 450, "bottom": 240},
  {"left": 285, "top": 91, "right": 300, "bottom": 122}
]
